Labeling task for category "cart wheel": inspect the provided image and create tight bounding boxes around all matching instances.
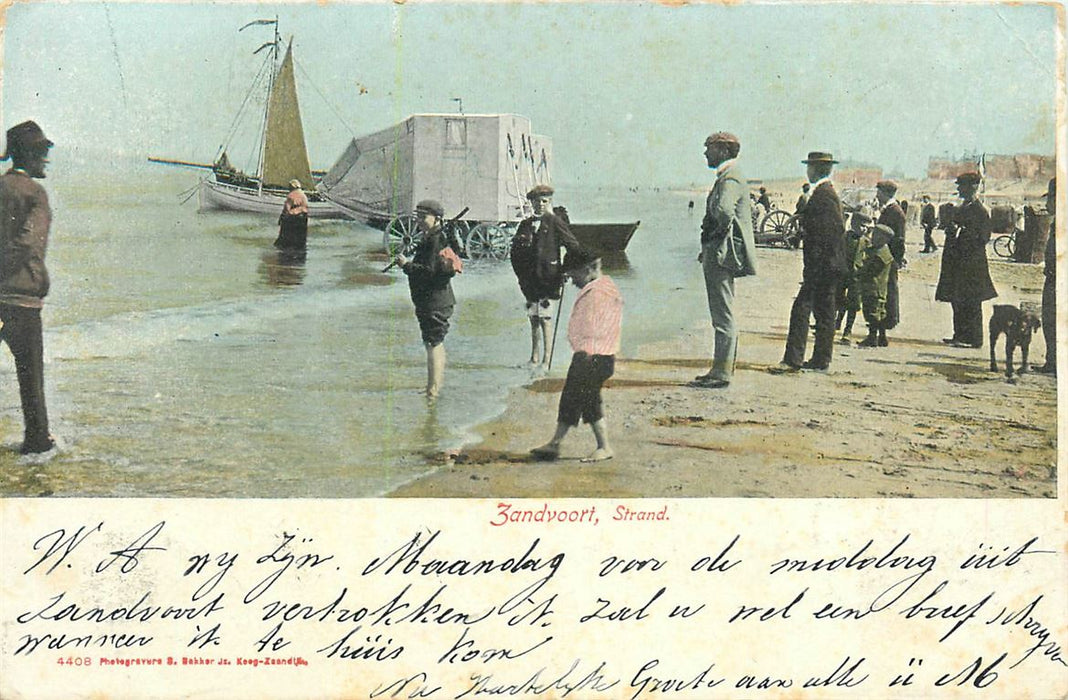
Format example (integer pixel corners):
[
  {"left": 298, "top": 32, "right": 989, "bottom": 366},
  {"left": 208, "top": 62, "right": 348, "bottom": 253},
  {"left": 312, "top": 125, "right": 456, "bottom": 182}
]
[
  {"left": 993, "top": 232, "right": 1016, "bottom": 259},
  {"left": 383, "top": 215, "right": 421, "bottom": 257},
  {"left": 465, "top": 223, "right": 511, "bottom": 260},
  {"left": 761, "top": 209, "right": 792, "bottom": 246}
]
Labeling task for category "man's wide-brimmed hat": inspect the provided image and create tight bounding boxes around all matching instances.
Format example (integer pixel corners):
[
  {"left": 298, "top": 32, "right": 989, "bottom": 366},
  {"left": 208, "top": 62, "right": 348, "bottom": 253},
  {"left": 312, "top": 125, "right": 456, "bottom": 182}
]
[
  {"left": 563, "top": 247, "right": 598, "bottom": 273},
  {"left": 2, "top": 120, "right": 53, "bottom": 160},
  {"left": 415, "top": 199, "right": 445, "bottom": 217},
  {"left": 876, "top": 180, "right": 898, "bottom": 195},
  {"left": 526, "top": 184, "right": 554, "bottom": 200},
  {"left": 705, "top": 132, "right": 740, "bottom": 146},
  {"left": 955, "top": 172, "right": 982, "bottom": 185},
  {"left": 802, "top": 151, "right": 838, "bottom": 164}
]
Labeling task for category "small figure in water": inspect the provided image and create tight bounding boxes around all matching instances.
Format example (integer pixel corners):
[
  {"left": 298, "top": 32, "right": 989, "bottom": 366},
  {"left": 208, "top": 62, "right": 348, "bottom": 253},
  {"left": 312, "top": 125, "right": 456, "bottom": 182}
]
[{"left": 274, "top": 179, "right": 309, "bottom": 250}]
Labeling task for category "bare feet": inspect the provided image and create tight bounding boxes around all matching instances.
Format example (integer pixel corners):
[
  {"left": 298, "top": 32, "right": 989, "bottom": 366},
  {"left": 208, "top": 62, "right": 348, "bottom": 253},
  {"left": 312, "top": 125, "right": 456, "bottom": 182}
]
[
  {"left": 530, "top": 443, "right": 560, "bottom": 461},
  {"left": 581, "top": 448, "right": 613, "bottom": 463}
]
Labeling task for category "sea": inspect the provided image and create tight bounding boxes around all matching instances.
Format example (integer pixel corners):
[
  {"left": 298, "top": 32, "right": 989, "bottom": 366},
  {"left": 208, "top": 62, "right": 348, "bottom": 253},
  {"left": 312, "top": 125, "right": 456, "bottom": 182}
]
[{"left": 1, "top": 158, "right": 774, "bottom": 498}]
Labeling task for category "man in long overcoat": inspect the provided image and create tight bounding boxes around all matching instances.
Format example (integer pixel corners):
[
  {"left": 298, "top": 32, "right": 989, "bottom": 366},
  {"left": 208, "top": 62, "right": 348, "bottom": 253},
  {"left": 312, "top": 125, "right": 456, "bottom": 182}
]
[
  {"left": 875, "top": 180, "right": 906, "bottom": 337},
  {"left": 935, "top": 172, "right": 997, "bottom": 347},
  {"left": 691, "top": 131, "right": 758, "bottom": 388},
  {"left": 779, "top": 151, "right": 847, "bottom": 371}
]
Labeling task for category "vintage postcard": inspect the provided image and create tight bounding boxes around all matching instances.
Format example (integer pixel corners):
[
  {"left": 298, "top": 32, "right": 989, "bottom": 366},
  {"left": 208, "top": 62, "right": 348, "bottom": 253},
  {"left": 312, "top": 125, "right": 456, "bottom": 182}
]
[{"left": 1, "top": 1, "right": 1064, "bottom": 698}]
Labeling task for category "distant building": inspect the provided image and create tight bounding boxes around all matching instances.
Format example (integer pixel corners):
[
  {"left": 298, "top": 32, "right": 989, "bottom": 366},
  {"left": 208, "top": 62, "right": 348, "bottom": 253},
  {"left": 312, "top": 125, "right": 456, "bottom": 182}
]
[
  {"left": 836, "top": 166, "right": 883, "bottom": 188},
  {"left": 927, "top": 153, "right": 1054, "bottom": 180}
]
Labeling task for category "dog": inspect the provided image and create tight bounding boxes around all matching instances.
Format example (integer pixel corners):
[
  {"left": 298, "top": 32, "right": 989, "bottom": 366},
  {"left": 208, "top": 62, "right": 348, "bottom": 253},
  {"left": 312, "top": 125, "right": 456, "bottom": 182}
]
[{"left": 988, "top": 304, "right": 1041, "bottom": 378}]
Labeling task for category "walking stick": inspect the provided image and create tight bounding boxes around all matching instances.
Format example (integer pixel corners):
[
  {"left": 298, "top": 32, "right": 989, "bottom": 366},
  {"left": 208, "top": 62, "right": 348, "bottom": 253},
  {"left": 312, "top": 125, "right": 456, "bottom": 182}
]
[{"left": 547, "top": 281, "right": 566, "bottom": 372}]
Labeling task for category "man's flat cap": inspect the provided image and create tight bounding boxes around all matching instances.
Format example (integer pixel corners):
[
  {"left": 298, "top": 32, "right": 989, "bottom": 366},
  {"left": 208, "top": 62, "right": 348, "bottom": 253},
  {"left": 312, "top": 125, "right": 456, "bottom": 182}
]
[
  {"left": 802, "top": 151, "right": 838, "bottom": 164},
  {"left": 526, "top": 184, "right": 554, "bottom": 200},
  {"left": 955, "top": 172, "right": 982, "bottom": 185},
  {"left": 705, "top": 132, "right": 740, "bottom": 146},
  {"left": 876, "top": 180, "right": 898, "bottom": 195},
  {"left": 415, "top": 199, "right": 445, "bottom": 217}
]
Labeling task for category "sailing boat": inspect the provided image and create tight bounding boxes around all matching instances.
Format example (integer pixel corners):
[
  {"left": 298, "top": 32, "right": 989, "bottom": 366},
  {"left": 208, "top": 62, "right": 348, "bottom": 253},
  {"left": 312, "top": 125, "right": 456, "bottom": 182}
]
[{"left": 154, "top": 20, "right": 343, "bottom": 218}]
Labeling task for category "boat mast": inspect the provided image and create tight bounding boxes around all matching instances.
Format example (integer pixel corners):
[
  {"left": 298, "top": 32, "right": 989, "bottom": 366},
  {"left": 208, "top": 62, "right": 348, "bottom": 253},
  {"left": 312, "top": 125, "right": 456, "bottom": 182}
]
[{"left": 254, "top": 16, "right": 281, "bottom": 195}]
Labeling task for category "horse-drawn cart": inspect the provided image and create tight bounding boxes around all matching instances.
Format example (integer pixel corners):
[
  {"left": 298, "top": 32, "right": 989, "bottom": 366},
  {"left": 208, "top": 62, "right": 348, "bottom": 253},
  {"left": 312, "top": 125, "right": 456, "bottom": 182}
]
[
  {"left": 753, "top": 206, "right": 802, "bottom": 248},
  {"left": 320, "top": 112, "right": 639, "bottom": 261}
]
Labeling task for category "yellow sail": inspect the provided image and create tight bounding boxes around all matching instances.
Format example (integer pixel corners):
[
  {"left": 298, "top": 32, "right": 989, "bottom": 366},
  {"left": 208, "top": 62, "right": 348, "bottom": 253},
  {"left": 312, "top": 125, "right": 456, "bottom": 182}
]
[{"left": 261, "top": 40, "right": 314, "bottom": 191}]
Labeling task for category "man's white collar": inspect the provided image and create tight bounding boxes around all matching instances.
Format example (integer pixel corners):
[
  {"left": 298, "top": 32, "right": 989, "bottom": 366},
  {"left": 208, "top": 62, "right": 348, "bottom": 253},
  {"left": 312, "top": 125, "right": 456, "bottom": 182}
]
[
  {"left": 809, "top": 176, "right": 833, "bottom": 190},
  {"left": 715, "top": 158, "right": 738, "bottom": 178}
]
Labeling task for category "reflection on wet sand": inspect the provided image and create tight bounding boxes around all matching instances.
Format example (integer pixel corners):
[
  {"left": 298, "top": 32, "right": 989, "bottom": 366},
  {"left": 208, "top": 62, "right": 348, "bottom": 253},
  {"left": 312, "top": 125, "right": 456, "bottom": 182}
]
[{"left": 259, "top": 249, "right": 307, "bottom": 287}]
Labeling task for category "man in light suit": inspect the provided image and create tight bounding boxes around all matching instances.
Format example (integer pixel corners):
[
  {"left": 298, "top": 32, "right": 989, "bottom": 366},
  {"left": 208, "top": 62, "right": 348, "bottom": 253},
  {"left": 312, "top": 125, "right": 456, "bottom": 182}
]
[
  {"left": 691, "top": 132, "right": 759, "bottom": 389},
  {"left": 778, "top": 151, "right": 847, "bottom": 372}
]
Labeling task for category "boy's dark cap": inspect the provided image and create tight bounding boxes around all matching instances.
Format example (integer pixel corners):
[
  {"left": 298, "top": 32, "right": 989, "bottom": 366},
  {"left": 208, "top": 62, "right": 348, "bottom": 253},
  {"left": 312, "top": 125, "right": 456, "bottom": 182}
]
[
  {"left": 414, "top": 199, "right": 445, "bottom": 217},
  {"left": 563, "top": 247, "right": 598, "bottom": 272}
]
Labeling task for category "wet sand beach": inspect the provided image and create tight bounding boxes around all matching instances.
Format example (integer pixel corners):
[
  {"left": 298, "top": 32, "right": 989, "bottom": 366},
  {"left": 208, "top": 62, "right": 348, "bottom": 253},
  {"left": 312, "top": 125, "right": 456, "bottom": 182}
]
[{"left": 390, "top": 226, "right": 1058, "bottom": 499}]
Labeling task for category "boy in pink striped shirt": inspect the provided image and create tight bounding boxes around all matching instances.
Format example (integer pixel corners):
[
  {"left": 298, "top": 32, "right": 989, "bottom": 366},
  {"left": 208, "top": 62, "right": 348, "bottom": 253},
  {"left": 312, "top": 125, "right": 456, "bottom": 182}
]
[{"left": 531, "top": 250, "right": 622, "bottom": 462}]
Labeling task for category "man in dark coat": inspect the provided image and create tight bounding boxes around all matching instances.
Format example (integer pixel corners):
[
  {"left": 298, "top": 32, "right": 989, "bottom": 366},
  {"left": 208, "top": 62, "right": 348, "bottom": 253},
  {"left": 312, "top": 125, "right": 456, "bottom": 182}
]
[
  {"left": 396, "top": 199, "right": 459, "bottom": 398},
  {"left": 778, "top": 151, "right": 847, "bottom": 371},
  {"left": 1037, "top": 177, "right": 1056, "bottom": 375},
  {"left": 509, "top": 184, "right": 583, "bottom": 366},
  {"left": 875, "top": 180, "right": 906, "bottom": 339},
  {"left": 0, "top": 121, "right": 57, "bottom": 453},
  {"left": 935, "top": 172, "right": 997, "bottom": 348},
  {"left": 920, "top": 195, "right": 938, "bottom": 252}
]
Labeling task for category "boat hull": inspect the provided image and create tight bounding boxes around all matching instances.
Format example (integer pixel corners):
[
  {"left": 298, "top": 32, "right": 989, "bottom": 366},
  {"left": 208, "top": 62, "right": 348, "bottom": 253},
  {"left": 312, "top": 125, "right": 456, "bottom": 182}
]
[
  {"left": 199, "top": 180, "right": 347, "bottom": 219},
  {"left": 570, "top": 221, "right": 640, "bottom": 254}
]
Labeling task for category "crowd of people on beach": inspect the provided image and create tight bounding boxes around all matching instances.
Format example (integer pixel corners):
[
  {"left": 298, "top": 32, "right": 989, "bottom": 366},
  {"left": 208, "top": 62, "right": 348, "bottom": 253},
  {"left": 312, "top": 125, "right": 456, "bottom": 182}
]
[
  {"left": 0, "top": 119, "right": 1057, "bottom": 464},
  {"left": 693, "top": 131, "right": 1057, "bottom": 384}
]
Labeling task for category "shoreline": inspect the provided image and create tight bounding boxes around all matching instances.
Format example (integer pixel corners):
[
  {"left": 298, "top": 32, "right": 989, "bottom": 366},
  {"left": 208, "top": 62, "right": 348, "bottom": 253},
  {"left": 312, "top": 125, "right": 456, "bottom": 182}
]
[{"left": 389, "top": 242, "right": 1057, "bottom": 499}]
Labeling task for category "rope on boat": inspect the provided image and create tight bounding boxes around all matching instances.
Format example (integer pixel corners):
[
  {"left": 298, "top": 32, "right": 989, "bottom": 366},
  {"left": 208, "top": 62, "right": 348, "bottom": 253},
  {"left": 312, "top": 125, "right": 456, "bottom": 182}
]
[
  {"left": 295, "top": 58, "right": 357, "bottom": 139},
  {"left": 217, "top": 52, "right": 274, "bottom": 164},
  {"left": 178, "top": 176, "right": 207, "bottom": 204}
]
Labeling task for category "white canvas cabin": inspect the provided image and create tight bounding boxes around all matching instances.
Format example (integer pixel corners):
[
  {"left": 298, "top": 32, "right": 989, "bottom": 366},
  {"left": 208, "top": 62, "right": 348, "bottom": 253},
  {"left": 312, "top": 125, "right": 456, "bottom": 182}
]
[{"left": 321, "top": 113, "right": 553, "bottom": 224}]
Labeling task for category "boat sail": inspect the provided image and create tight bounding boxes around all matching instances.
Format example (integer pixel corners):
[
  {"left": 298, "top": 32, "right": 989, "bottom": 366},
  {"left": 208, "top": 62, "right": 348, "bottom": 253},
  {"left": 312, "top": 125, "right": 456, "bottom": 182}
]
[{"left": 154, "top": 20, "right": 343, "bottom": 218}]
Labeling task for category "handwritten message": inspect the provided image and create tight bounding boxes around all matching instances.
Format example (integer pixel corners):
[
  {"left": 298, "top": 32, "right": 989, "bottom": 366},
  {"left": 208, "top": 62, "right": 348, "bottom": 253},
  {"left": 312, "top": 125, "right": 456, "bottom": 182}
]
[{"left": 1, "top": 500, "right": 1065, "bottom": 699}]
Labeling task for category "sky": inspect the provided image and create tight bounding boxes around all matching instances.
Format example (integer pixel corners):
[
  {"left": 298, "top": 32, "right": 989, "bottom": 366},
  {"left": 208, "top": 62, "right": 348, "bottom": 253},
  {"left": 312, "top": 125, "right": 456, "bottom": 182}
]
[{"left": 0, "top": 1, "right": 1061, "bottom": 186}]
